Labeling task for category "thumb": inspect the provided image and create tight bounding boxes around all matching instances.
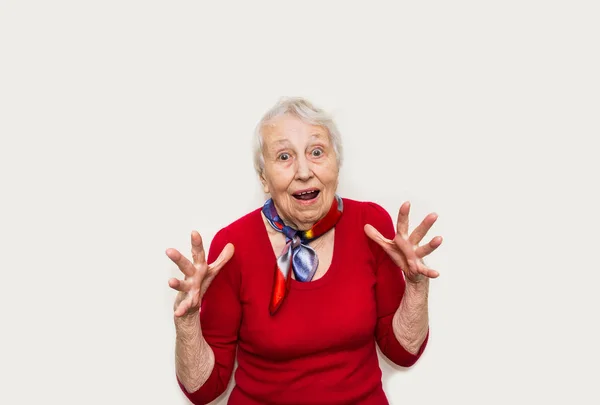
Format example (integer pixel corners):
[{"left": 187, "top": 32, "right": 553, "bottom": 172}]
[
  {"left": 364, "top": 224, "right": 394, "bottom": 253},
  {"left": 208, "top": 243, "right": 235, "bottom": 274}
]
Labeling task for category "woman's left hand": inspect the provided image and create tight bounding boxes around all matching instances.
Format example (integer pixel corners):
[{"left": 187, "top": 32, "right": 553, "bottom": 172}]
[{"left": 365, "top": 201, "right": 442, "bottom": 283}]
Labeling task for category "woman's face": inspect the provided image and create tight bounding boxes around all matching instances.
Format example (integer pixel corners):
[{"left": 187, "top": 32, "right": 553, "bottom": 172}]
[{"left": 260, "top": 114, "right": 339, "bottom": 231}]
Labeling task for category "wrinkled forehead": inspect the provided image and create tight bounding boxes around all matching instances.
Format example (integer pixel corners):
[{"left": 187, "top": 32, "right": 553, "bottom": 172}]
[{"left": 261, "top": 114, "right": 330, "bottom": 147}]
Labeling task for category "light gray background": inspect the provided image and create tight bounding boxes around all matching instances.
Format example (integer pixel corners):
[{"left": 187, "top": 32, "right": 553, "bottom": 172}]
[{"left": 1, "top": 1, "right": 598, "bottom": 404}]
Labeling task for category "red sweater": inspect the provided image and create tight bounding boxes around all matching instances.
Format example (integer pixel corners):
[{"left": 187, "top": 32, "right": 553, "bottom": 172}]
[{"left": 178, "top": 199, "right": 428, "bottom": 405}]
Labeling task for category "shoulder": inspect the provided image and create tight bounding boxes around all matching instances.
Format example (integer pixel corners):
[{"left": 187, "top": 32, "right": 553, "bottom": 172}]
[
  {"left": 213, "top": 207, "right": 263, "bottom": 242},
  {"left": 341, "top": 197, "right": 395, "bottom": 239},
  {"left": 341, "top": 197, "right": 393, "bottom": 224},
  {"left": 207, "top": 207, "right": 263, "bottom": 258},
  {"left": 222, "top": 207, "right": 263, "bottom": 234}
]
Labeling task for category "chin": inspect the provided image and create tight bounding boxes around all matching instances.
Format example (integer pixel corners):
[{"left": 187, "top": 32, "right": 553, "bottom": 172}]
[{"left": 295, "top": 205, "right": 329, "bottom": 227}]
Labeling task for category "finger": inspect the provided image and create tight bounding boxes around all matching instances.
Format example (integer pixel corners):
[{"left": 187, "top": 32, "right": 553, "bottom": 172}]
[
  {"left": 191, "top": 230, "right": 206, "bottom": 265},
  {"left": 175, "top": 292, "right": 201, "bottom": 317},
  {"left": 208, "top": 243, "right": 235, "bottom": 273},
  {"left": 165, "top": 248, "right": 196, "bottom": 277},
  {"left": 174, "top": 298, "right": 192, "bottom": 317},
  {"left": 418, "top": 266, "right": 440, "bottom": 279},
  {"left": 396, "top": 202, "right": 411, "bottom": 238},
  {"left": 415, "top": 236, "right": 443, "bottom": 258},
  {"left": 405, "top": 265, "right": 440, "bottom": 282},
  {"left": 364, "top": 224, "right": 395, "bottom": 252},
  {"left": 409, "top": 213, "right": 438, "bottom": 245},
  {"left": 168, "top": 277, "right": 191, "bottom": 292}
]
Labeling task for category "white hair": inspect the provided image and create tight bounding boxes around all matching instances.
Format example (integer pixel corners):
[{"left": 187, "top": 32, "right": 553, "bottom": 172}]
[{"left": 253, "top": 97, "right": 343, "bottom": 177}]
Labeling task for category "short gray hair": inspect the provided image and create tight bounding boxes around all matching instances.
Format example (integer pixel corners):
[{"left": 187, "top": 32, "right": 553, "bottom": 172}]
[{"left": 253, "top": 97, "right": 343, "bottom": 177}]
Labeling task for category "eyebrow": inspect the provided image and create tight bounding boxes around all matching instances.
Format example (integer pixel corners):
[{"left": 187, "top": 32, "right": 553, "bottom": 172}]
[{"left": 269, "top": 139, "right": 292, "bottom": 148}]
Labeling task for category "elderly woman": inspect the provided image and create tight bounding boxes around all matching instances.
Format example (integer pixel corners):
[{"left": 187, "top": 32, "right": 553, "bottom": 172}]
[{"left": 166, "top": 97, "right": 442, "bottom": 405}]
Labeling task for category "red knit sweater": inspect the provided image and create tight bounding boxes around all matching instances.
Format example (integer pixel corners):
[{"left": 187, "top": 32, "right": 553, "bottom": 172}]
[{"left": 178, "top": 198, "right": 428, "bottom": 404}]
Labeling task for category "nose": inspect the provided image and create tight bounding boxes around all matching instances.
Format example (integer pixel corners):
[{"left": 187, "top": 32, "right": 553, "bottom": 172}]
[{"left": 295, "top": 155, "right": 314, "bottom": 181}]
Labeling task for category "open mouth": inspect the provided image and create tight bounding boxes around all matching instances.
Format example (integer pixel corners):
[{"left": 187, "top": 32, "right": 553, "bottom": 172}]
[{"left": 293, "top": 189, "right": 320, "bottom": 201}]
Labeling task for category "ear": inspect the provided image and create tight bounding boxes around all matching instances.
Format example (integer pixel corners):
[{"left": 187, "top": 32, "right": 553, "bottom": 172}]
[{"left": 259, "top": 172, "right": 270, "bottom": 194}]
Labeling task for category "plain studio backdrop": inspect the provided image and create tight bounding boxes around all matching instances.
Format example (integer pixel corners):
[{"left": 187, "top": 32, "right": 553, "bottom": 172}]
[{"left": 1, "top": 1, "right": 598, "bottom": 404}]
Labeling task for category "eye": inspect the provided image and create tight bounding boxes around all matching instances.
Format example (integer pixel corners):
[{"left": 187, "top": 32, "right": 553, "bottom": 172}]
[
  {"left": 311, "top": 148, "right": 324, "bottom": 157},
  {"left": 278, "top": 153, "right": 290, "bottom": 161}
]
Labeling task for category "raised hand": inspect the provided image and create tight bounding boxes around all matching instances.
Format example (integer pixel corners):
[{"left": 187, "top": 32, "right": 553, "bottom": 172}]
[
  {"left": 364, "top": 201, "right": 442, "bottom": 283},
  {"left": 166, "top": 231, "right": 234, "bottom": 317}
]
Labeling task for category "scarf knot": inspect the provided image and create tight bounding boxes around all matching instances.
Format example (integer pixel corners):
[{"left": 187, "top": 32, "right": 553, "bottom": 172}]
[{"left": 291, "top": 236, "right": 301, "bottom": 249}]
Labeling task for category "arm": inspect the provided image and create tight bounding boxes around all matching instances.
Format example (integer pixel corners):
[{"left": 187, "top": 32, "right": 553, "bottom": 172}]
[
  {"left": 175, "top": 312, "right": 215, "bottom": 392},
  {"left": 181, "top": 231, "right": 241, "bottom": 404},
  {"left": 167, "top": 229, "right": 241, "bottom": 404},
  {"left": 366, "top": 202, "right": 440, "bottom": 365},
  {"left": 392, "top": 278, "right": 429, "bottom": 355}
]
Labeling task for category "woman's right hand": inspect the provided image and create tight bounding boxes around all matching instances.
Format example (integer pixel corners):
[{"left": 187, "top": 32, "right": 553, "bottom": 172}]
[{"left": 166, "top": 230, "right": 234, "bottom": 317}]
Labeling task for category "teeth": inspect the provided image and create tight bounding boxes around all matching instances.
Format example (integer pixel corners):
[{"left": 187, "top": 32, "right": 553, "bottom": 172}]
[{"left": 299, "top": 190, "right": 316, "bottom": 195}]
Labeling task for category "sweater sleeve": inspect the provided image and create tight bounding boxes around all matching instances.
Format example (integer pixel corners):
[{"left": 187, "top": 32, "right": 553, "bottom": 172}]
[
  {"left": 363, "top": 202, "right": 429, "bottom": 367},
  {"left": 177, "top": 227, "right": 242, "bottom": 404}
]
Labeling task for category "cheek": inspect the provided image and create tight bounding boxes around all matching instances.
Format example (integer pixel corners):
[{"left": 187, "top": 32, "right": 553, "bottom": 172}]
[
  {"left": 317, "top": 162, "right": 339, "bottom": 185},
  {"left": 266, "top": 169, "right": 294, "bottom": 193}
]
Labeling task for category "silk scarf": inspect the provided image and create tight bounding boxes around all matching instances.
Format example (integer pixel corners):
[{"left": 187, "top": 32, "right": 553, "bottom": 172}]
[{"left": 262, "top": 194, "right": 343, "bottom": 315}]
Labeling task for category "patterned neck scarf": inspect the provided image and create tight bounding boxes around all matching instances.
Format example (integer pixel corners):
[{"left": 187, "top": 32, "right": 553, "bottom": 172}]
[{"left": 262, "top": 195, "right": 344, "bottom": 315}]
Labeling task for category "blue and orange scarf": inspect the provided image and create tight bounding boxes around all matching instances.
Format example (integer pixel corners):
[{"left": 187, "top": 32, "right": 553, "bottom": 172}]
[{"left": 262, "top": 195, "right": 344, "bottom": 315}]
